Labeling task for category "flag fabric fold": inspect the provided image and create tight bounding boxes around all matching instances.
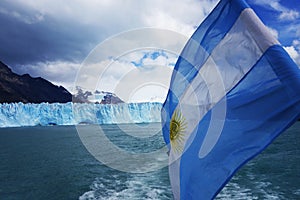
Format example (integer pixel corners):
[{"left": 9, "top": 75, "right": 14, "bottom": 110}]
[{"left": 161, "top": 0, "right": 300, "bottom": 199}]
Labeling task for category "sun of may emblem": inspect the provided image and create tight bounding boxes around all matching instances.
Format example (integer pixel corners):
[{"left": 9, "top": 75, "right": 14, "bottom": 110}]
[{"left": 169, "top": 109, "right": 187, "bottom": 154}]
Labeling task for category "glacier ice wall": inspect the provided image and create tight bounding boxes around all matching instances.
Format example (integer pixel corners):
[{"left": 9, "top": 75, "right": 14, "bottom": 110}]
[{"left": 0, "top": 102, "right": 162, "bottom": 128}]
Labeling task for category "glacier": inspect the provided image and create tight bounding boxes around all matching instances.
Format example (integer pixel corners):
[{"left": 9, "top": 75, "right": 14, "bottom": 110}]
[{"left": 0, "top": 102, "right": 162, "bottom": 128}]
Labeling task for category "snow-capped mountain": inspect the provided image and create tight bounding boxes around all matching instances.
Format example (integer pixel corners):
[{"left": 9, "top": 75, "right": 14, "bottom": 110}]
[{"left": 73, "top": 87, "right": 124, "bottom": 104}]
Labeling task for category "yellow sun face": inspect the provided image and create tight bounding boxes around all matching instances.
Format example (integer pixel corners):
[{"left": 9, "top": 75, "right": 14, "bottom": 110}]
[{"left": 169, "top": 109, "right": 187, "bottom": 154}]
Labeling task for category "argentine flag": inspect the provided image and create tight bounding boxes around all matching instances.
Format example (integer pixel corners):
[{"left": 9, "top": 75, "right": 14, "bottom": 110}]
[{"left": 161, "top": 0, "right": 300, "bottom": 199}]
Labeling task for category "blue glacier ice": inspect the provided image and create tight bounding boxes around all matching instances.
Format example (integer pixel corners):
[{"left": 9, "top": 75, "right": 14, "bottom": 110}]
[{"left": 0, "top": 102, "right": 162, "bottom": 128}]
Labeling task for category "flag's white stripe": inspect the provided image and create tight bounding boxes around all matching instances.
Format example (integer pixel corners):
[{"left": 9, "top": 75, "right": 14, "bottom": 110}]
[
  {"left": 240, "top": 8, "right": 279, "bottom": 53},
  {"left": 169, "top": 8, "right": 279, "bottom": 197}
]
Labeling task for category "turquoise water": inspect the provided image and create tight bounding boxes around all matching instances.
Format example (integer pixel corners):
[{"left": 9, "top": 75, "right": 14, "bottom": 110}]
[{"left": 0, "top": 122, "right": 299, "bottom": 199}]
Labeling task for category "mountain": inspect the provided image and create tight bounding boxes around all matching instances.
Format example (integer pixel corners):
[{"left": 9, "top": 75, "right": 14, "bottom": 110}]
[
  {"left": 0, "top": 61, "right": 72, "bottom": 103},
  {"left": 96, "top": 90, "right": 124, "bottom": 104},
  {"left": 73, "top": 87, "right": 124, "bottom": 104}
]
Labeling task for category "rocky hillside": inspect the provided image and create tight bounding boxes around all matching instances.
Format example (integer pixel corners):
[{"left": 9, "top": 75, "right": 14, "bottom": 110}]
[{"left": 0, "top": 61, "right": 72, "bottom": 103}]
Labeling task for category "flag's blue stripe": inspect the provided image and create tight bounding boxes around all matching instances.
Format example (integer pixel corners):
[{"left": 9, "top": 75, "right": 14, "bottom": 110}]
[
  {"left": 162, "top": 0, "right": 250, "bottom": 146},
  {"left": 192, "top": 0, "right": 249, "bottom": 53},
  {"left": 179, "top": 45, "right": 300, "bottom": 199}
]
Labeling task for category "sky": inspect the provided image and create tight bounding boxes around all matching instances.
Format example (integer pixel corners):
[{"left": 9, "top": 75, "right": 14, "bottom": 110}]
[{"left": 0, "top": 0, "right": 299, "bottom": 102}]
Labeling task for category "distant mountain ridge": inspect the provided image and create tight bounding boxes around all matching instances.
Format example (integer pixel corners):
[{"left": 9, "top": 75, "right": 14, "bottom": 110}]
[
  {"left": 0, "top": 61, "right": 72, "bottom": 103},
  {"left": 73, "top": 87, "right": 124, "bottom": 104},
  {"left": 0, "top": 61, "right": 124, "bottom": 104}
]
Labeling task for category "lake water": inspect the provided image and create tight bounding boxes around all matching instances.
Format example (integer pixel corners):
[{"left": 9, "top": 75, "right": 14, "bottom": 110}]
[{"left": 0, "top": 122, "right": 299, "bottom": 199}]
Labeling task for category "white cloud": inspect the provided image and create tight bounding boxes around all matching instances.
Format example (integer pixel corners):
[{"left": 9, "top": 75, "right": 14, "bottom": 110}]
[
  {"left": 285, "top": 46, "right": 299, "bottom": 59},
  {"left": 142, "top": 55, "right": 168, "bottom": 67},
  {"left": 8, "top": 0, "right": 218, "bottom": 36},
  {"left": 253, "top": 0, "right": 300, "bottom": 21},
  {"left": 113, "top": 64, "right": 173, "bottom": 103},
  {"left": 15, "top": 61, "right": 81, "bottom": 91},
  {"left": 75, "top": 49, "right": 175, "bottom": 103},
  {"left": 141, "top": 0, "right": 218, "bottom": 35},
  {"left": 284, "top": 40, "right": 300, "bottom": 66},
  {"left": 279, "top": 10, "right": 300, "bottom": 21},
  {"left": 293, "top": 40, "right": 300, "bottom": 47}
]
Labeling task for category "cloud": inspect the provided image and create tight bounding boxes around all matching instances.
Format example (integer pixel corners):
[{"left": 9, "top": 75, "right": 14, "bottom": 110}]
[
  {"left": 127, "top": 50, "right": 177, "bottom": 68},
  {"left": 2, "top": 0, "right": 298, "bottom": 102},
  {"left": 13, "top": 61, "right": 81, "bottom": 91},
  {"left": 0, "top": 11, "right": 93, "bottom": 66},
  {"left": 0, "top": 0, "right": 219, "bottom": 66},
  {"left": 0, "top": 7, "right": 44, "bottom": 24},
  {"left": 284, "top": 40, "right": 300, "bottom": 66},
  {"left": 0, "top": 0, "right": 219, "bottom": 102},
  {"left": 74, "top": 49, "right": 176, "bottom": 102},
  {"left": 8, "top": 0, "right": 218, "bottom": 34},
  {"left": 142, "top": 0, "right": 218, "bottom": 35},
  {"left": 252, "top": 0, "right": 300, "bottom": 21},
  {"left": 285, "top": 46, "right": 299, "bottom": 61},
  {"left": 279, "top": 10, "right": 300, "bottom": 21}
]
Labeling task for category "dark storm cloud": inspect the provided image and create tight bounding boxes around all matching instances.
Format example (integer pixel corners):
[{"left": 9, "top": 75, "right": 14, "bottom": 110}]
[{"left": 0, "top": 5, "right": 96, "bottom": 68}]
